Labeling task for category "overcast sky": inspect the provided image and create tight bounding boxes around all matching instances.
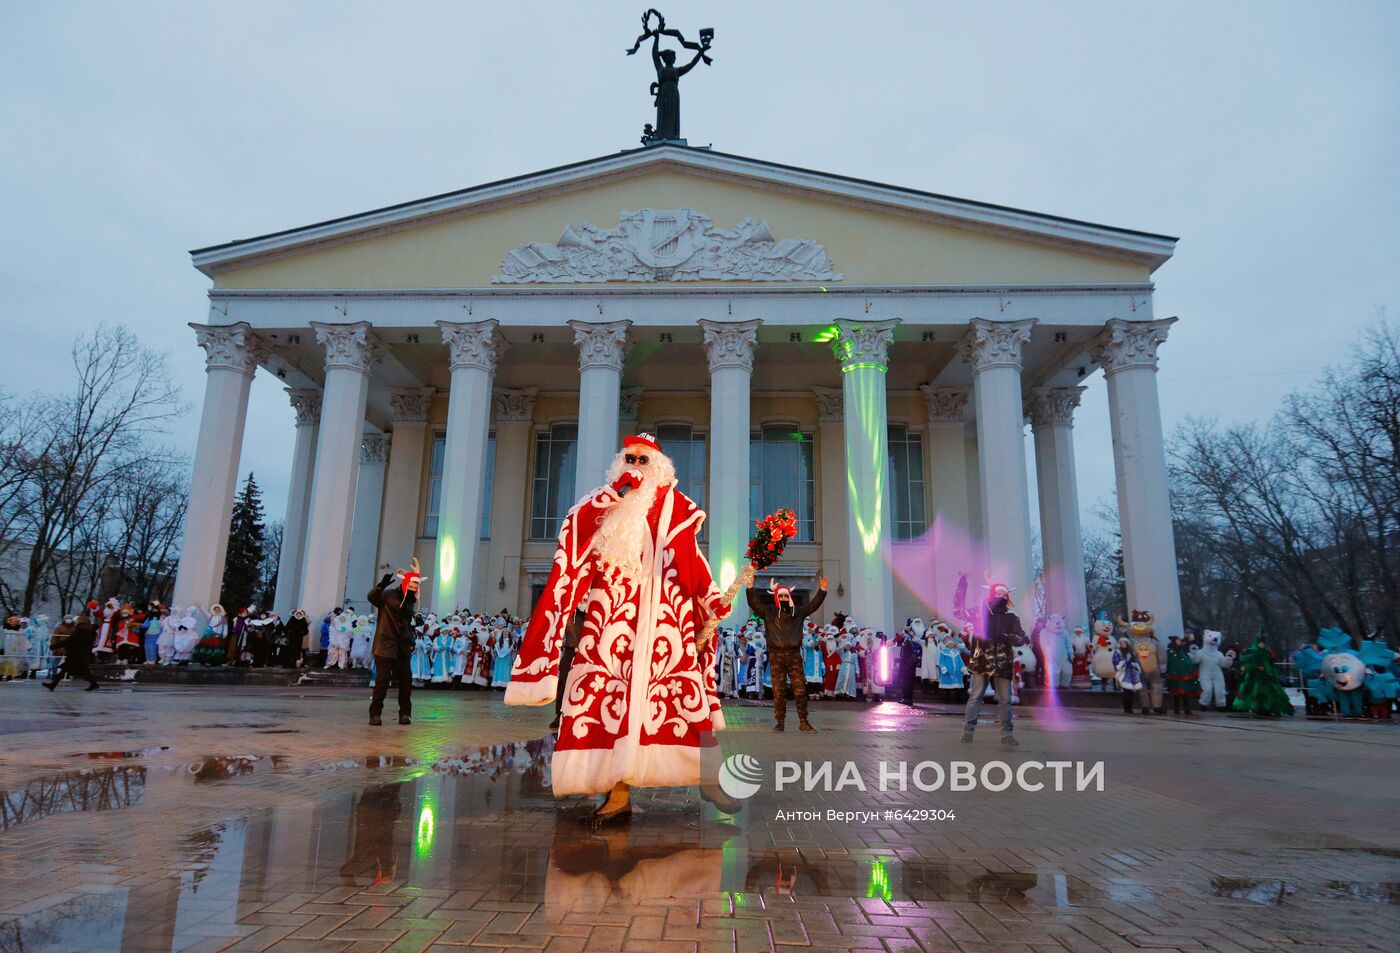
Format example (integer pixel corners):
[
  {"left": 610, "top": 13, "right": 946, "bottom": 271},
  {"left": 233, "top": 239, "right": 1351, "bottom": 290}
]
[{"left": 2, "top": 0, "right": 1396, "bottom": 542}]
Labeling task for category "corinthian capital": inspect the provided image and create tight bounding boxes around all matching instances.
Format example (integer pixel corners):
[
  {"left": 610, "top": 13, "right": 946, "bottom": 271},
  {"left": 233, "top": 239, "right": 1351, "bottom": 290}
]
[
  {"left": 1091, "top": 317, "right": 1177, "bottom": 376},
  {"left": 190, "top": 322, "right": 265, "bottom": 377},
  {"left": 698, "top": 319, "right": 761, "bottom": 373},
  {"left": 830, "top": 319, "right": 899, "bottom": 372},
  {"left": 1025, "top": 386, "right": 1087, "bottom": 427},
  {"left": 956, "top": 318, "right": 1036, "bottom": 373},
  {"left": 813, "top": 386, "right": 843, "bottom": 422},
  {"left": 286, "top": 388, "right": 322, "bottom": 427},
  {"left": 312, "top": 321, "right": 383, "bottom": 373},
  {"left": 568, "top": 320, "right": 631, "bottom": 372},
  {"left": 388, "top": 387, "right": 435, "bottom": 422},
  {"left": 438, "top": 319, "right": 505, "bottom": 373},
  {"left": 360, "top": 433, "right": 390, "bottom": 465},
  {"left": 618, "top": 387, "right": 644, "bottom": 424},
  {"left": 920, "top": 385, "right": 969, "bottom": 423},
  {"left": 491, "top": 387, "right": 538, "bottom": 422}
]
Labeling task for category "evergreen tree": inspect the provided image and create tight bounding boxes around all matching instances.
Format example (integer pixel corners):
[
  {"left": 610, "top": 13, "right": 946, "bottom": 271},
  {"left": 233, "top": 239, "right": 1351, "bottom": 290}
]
[{"left": 221, "top": 473, "right": 267, "bottom": 611}]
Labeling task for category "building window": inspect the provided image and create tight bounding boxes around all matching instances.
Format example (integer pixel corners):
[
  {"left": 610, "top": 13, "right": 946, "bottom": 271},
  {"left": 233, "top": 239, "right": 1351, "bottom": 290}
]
[
  {"left": 531, "top": 424, "right": 578, "bottom": 539},
  {"left": 749, "top": 425, "right": 815, "bottom": 541},
  {"left": 656, "top": 424, "right": 706, "bottom": 535},
  {"left": 423, "top": 431, "right": 496, "bottom": 539},
  {"left": 480, "top": 434, "right": 496, "bottom": 539},
  {"left": 888, "top": 424, "right": 926, "bottom": 540}
]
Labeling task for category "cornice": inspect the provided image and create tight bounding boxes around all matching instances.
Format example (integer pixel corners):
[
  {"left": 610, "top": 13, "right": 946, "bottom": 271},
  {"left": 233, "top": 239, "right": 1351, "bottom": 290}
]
[{"left": 192, "top": 147, "right": 1176, "bottom": 278}]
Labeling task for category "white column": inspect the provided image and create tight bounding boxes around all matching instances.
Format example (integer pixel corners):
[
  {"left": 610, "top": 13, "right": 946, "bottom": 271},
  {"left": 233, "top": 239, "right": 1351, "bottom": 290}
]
[
  {"left": 959, "top": 318, "right": 1037, "bottom": 602},
  {"left": 920, "top": 385, "right": 977, "bottom": 620},
  {"left": 1093, "top": 318, "right": 1183, "bottom": 640},
  {"left": 173, "top": 324, "right": 264, "bottom": 610},
  {"left": 486, "top": 388, "right": 538, "bottom": 615},
  {"left": 699, "top": 319, "right": 760, "bottom": 620},
  {"left": 345, "top": 433, "right": 389, "bottom": 603},
  {"left": 299, "top": 322, "right": 379, "bottom": 617},
  {"left": 272, "top": 388, "right": 320, "bottom": 617},
  {"left": 1028, "top": 386, "right": 1089, "bottom": 628},
  {"left": 376, "top": 387, "right": 435, "bottom": 574},
  {"left": 433, "top": 320, "right": 505, "bottom": 613},
  {"left": 569, "top": 320, "right": 631, "bottom": 500},
  {"left": 813, "top": 387, "right": 849, "bottom": 618},
  {"left": 831, "top": 319, "right": 899, "bottom": 632}
]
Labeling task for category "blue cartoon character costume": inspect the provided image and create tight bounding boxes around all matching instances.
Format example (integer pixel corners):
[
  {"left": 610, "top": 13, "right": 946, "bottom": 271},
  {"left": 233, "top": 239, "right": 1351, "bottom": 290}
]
[{"left": 1307, "top": 628, "right": 1366, "bottom": 717}]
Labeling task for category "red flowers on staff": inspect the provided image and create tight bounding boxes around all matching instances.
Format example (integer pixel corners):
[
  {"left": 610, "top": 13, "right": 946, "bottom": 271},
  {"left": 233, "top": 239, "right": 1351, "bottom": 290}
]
[{"left": 746, "top": 508, "right": 798, "bottom": 570}]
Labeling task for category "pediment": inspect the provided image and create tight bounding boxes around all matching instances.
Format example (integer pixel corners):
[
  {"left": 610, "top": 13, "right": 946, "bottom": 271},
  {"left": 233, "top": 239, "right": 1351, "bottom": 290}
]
[{"left": 199, "top": 146, "right": 1173, "bottom": 290}]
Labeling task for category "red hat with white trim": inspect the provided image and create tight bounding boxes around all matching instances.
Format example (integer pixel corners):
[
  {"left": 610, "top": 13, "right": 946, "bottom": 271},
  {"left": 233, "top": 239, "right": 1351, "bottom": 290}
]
[{"left": 623, "top": 432, "right": 661, "bottom": 453}]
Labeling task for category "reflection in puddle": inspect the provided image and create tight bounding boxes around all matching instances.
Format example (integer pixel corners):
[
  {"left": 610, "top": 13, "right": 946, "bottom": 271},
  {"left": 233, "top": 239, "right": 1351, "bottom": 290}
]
[
  {"left": 1324, "top": 881, "right": 1400, "bottom": 904},
  {"left": 1212, "top": 877, "right": 1295, "bottom": 904},
  {"left": 75, "top": 745, "right": 172, "bottom": 760},
  {"left": 5, "top": 731, "right": 1396, "bottom": 952},
  {"left": 0, "top": 766, "right": 145, "bottom": 831},
  {"left": 187, "top": 754, "right": 289, "bottom": 782}
]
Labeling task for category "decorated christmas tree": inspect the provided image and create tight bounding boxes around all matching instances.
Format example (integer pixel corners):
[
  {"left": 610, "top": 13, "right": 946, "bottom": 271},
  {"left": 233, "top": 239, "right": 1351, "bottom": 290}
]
[{"left": 1232, "top": 635, "right": 1294, "bottom": 716}]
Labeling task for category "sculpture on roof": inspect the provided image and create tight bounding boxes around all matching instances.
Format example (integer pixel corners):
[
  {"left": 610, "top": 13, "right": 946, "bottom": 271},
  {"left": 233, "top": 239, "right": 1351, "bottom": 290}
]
[{"left": 626, "top": 9, "right": 713, "bottom": 145}]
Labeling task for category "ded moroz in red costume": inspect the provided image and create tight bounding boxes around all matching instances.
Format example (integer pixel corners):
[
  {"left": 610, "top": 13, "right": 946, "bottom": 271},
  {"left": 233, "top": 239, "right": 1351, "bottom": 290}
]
[{"left": 505, "top": 434, "right": 730, "bottom": 797}]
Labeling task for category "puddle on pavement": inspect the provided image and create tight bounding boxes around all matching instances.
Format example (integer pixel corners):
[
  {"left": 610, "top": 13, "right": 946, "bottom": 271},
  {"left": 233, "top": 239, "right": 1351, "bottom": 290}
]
[
  {"left": 0, "top": 765, "right": 145, "bottom": 831},
  {"left": 5, "top": 732, "right": 1398, "bottom": 952},
  {"left": 73, "top": 745, "right": 172, "bottom": 760},
  {"left": 1324, "top": 881, "right": 1400, "bottom": 903},
  {"left": 1212, "top": 877, "right": 1295, "bottom": 904}
]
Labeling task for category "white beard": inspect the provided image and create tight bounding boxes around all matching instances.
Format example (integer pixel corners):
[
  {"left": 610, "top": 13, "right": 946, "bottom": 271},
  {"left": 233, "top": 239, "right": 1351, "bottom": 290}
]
[
  {"left": 595, "top": 482, "right": 659, "bottom": 582},
  {"left": 593, "top": 449, "right": 677, "bottom": 584}
]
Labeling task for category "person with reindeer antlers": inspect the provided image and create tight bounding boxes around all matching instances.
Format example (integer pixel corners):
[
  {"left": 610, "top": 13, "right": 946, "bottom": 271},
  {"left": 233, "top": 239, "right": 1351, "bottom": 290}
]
[
  {"left": 745, "top": 576, "right": 828, "bottom": 732},
  {"left": 366, "top": 556, "right": 423, "bottom": 726}
]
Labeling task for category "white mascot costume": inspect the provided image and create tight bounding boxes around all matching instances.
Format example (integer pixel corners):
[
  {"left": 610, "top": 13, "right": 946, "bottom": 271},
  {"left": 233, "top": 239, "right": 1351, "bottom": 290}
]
[
  {"left": 1190, "top": 630, "right": 1235, "bottom": 710},
  {"left": 1037, "top": 613, "right": 1073, "bottom": 689}
]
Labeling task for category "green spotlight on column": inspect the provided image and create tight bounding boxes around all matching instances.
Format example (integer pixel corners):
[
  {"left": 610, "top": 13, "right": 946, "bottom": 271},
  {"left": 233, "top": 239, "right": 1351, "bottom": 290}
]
[
  {"left": 867, "top": 857, "right": 893, "bottom": 900},
  {"left": 416, "top": 802, "right": 436, "bottom": 858},
  {"left": 719, "top": 557, "right": 737, "bottom": 593},
  {"left": 439, "top": 536, "right": 456, "bottom": 589},
  {"left": 845, "top": 368, "right": 887, "bottom": 556},
  {"left": 813, "top": 324, "right": 841, "bottom": 344}
]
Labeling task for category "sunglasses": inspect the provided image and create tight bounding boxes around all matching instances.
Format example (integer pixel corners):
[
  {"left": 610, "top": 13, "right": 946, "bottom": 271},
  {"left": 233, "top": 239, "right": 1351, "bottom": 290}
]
[{"left": 624, "top": 453, "right": 650, "bottom": 465}]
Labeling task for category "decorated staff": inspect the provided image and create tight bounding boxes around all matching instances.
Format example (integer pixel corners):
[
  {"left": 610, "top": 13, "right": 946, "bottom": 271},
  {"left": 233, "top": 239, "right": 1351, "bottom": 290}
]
[{"left": 699, "top": 508, "right": 799, "bottom": 648}]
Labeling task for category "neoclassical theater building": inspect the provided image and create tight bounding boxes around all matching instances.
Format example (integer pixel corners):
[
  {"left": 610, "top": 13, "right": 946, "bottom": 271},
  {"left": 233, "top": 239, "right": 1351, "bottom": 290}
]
[{"left": 172, "top": 144, "right": 1183, "bottom": 638}]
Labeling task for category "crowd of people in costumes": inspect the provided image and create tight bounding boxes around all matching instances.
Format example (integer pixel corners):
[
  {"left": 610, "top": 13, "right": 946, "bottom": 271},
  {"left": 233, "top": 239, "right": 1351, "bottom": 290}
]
[{"left": 1, "top": 594, "right": 526, "bottom": 693}]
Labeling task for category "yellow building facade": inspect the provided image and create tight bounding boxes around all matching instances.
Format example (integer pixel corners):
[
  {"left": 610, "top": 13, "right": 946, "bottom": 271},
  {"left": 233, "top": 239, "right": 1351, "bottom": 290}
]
[{"left": 173, "top": 145, "right": 1183, "bottom": 639}]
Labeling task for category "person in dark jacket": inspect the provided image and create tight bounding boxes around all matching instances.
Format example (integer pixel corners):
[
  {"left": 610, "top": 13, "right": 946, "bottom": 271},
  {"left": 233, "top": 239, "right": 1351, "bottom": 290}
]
[
  {"left": 44, "top": 609, "right": 100, "bottom": 691},
  {"left": 960, "top": 582, "right": 1025, "bottom": 747},
  {"left": 746, "top": 577, "right": 827, "bottom": 732},
  {"left": 366, "top": 558, "right": 421, "bottom": 725},
  {"left": 283, "top": 609, "right": 310, "bottom": 668},
  {"left": 893, "top": 633, "right": 923, "bottom": 705},
  {"left": 550, "top": 609, "right": 587, "bottom": 731}
]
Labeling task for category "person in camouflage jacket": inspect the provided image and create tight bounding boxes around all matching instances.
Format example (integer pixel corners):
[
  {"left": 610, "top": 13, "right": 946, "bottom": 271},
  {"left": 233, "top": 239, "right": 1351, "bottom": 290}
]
[{"left": 957, "top": 574, "right": 1026, "bottom": 747}]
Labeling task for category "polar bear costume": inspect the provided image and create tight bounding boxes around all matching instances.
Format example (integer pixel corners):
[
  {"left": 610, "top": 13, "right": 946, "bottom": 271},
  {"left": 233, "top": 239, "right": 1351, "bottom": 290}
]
[
  {"left": 1190, "top": 630, "right": 1235, "bottom": 709},
  {"left": 1037, "top": 614, "right": 1074, "bottom": 689}
]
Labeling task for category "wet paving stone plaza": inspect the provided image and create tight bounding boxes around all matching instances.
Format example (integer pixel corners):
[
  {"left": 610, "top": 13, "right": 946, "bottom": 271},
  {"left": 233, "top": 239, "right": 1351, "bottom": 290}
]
[{"left": 1, "top": 684, "right": 1397, "bottom": 953}]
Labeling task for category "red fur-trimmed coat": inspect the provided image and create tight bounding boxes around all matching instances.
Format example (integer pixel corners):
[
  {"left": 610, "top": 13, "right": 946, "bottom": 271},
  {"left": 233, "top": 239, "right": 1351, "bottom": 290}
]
[{"left": 505, "top": 482, "right": 728, "bottom": 796}]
